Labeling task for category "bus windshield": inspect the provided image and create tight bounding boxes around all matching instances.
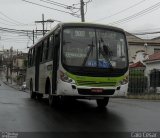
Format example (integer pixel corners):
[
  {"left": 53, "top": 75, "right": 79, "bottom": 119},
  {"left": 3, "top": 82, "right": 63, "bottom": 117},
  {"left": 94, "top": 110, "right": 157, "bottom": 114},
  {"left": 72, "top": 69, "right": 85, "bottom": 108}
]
[{"left": 62, "top": 27, "right": 128, "bottom": 75}]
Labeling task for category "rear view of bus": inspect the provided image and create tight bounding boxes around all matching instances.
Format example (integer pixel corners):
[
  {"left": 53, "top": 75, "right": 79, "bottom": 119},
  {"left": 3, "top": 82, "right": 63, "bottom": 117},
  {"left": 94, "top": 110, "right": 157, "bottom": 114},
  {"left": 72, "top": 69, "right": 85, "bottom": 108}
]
[{"left": 57, "top": 23, "right": 129, "bottom": 107}]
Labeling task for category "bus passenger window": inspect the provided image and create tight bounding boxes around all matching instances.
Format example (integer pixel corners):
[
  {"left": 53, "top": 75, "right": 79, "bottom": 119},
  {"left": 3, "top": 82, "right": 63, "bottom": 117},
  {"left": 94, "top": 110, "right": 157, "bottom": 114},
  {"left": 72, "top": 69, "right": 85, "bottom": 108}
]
[
  {"left": 28, "top": 50, "right": 31, "bottom": 67},
  {"left": 30, "top": 49, "right": 33, "bottom": 66},
  {"left": 46, "top": 38, "right": 49, "bottom": 60},
  {"left": 43, "top": 39, "right": 48, "bottom": 61},
  {"left": 48, "top": 35, "right": 54, "bottom": 60},
  {"left": 32, "top": 48, "right": 35, "bottom": 65}
]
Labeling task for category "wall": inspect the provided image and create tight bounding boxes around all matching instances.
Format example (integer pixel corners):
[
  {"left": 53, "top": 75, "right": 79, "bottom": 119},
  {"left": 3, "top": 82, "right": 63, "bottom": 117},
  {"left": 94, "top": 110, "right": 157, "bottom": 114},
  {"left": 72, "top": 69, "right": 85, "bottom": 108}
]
[
  {"left": 128, "top": 44, "right": 160, "bottom": 62},
  {"left": 145, "top": 61, "right": 160, "bottom": 76}
]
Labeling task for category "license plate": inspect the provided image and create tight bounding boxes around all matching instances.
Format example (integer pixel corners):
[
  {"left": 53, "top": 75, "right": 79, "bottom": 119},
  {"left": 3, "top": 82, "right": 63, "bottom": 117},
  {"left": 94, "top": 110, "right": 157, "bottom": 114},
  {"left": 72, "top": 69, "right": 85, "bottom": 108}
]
[{"left": 91, "top": 88, "right": 103, "bottom": 93}]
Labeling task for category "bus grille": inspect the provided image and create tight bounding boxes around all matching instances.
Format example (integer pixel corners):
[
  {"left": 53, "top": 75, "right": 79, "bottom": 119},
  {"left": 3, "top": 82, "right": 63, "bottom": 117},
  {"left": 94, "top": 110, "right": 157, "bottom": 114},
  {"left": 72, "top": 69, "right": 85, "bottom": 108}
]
[{"left": 76, "top": 80, "right": 117, "bottom": 87}]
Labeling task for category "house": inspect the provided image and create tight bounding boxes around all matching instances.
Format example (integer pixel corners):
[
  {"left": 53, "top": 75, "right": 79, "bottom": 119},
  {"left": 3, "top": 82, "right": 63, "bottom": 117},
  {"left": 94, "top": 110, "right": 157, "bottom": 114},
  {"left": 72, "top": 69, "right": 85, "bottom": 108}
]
[
  {"left": 12, "top": 53, "right": 28, "bottom": 85},
  {"left": 129, "top": 61, "right": 146, "bottom": 68},
  {"left": 144, "top": 52, "right": 160, "bottom": 93},
  {"left": 126, "top": 32, "right": 160, "bottom": 63}
]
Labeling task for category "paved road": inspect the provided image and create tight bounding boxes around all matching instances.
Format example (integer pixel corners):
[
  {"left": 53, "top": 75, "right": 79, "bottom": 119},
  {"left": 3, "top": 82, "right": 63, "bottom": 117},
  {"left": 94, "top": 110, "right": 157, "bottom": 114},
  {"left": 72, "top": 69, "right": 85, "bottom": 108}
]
[{"left": 0, "top": 79, "right": 160, "bottom": 137}]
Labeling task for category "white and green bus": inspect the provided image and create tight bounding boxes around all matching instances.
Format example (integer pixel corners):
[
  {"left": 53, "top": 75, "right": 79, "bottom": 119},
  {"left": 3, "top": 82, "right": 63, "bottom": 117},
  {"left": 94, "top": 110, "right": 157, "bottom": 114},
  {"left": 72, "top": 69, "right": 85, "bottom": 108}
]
[{"left": 26, "top": 22, "right": 129, "bottom": 108}]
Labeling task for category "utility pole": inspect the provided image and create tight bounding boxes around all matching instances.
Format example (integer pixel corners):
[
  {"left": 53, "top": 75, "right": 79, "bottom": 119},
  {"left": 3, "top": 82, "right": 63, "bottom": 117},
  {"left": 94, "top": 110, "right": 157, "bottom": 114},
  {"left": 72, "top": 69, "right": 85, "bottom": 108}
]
[
  {"left": 42, "top": 14, "right": 45, "bottom": 36},
  {"left": 35, "top": 14, "right": 54, "bottom": 36},
  {"left": 33, "top": 30, "right": 35, "bottom": 44},
  {"left": 10, "top": 47, "right": 13, "bottom": 84},
  {"left": 80, "top": 0, "right": 85, "bottom": 22}
]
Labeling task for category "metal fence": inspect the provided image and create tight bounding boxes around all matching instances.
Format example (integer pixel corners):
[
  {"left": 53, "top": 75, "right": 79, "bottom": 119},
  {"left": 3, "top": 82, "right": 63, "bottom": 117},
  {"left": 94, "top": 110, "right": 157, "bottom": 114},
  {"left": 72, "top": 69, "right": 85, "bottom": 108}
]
[
  {"left": 128, "top": 68, "right": 148, "bottom": 94},
  {"left": 149, "top": 69, "right": 160, "bottom": 93}
]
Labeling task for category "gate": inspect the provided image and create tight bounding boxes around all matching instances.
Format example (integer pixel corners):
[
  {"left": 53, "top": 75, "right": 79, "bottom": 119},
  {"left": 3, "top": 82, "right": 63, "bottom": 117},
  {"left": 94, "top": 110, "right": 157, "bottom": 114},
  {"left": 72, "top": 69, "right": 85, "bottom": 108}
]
[
  {"left": 150, "top": 69, "right": 160, "bottom": 92},
  {"left": 128, "top": 68, "right": 147, "bottom": 94}
]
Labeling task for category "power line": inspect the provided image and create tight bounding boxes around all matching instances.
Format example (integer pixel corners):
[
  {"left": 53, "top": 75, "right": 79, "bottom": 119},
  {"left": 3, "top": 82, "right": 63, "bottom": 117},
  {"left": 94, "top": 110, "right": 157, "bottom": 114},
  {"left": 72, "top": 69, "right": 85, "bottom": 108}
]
[
  {"left": 94, "top": 0, "right": 146, "bottom": 22},
  {"left": 0, "top": 17, "right": 20, "bottom": 26},
  {"left": 40, "top": 0, "right": 81, "bottom": 17},
  {"left": 40, "top": 0, "right": 75, "bottom": 9},
  {"left": 1, "top": 38, "right": 30, "bottom": 41},
  {"left": 0, "top": 26, "right": 42, "bottom": 45},
  {"left": 0, "top": 19, "right": 35, "bottom": 27},
  {"left": 0, "top": 11, "right": 27, "bottom": 25},
  {"left": 0, "top": 26, "right": 34, "bottom": 35},
  {"left": 0, "top": 21, "right": 17, "bottom": 26},
  {"left": 110, "top": 2, "right": 160, "bottom": 25},
  {"left": 22, "top": 0, "right": 92, "bottom": 21},
  {"left": 22, "top": 0, "right": 79, "bottom": 17},
  {"left": 42, "top": 0, "right": 71, "bottom": 8}
]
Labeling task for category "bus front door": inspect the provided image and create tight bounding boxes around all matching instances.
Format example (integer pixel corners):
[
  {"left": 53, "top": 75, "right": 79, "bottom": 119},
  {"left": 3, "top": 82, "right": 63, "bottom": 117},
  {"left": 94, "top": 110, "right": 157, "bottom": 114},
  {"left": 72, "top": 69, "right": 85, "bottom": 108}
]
[{"left": 35, "top": 46, "right": 41, "bottom": 92}]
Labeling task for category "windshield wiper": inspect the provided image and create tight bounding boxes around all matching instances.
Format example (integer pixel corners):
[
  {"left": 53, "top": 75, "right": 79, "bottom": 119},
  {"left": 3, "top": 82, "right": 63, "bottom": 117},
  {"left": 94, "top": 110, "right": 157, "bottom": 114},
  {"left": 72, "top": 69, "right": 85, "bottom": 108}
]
[{"left": 82, "top": 39, "right": 95, "bottom": 66}]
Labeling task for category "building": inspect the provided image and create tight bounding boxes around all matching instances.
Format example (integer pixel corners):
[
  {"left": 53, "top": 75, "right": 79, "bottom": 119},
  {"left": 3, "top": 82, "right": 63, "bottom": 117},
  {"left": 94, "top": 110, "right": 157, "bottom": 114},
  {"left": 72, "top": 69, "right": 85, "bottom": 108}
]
[
  {"left": 12, "top": 53, "right": 28, "bottom": 85},
  {"left": 144, "top": 52, "right": 160, "bottom": 93},
  {"left": 126, "top": 32, "right": 160, "bottom": 63},
  {"left": 126, "top": 33, "right": 160, "bottom": 94}
]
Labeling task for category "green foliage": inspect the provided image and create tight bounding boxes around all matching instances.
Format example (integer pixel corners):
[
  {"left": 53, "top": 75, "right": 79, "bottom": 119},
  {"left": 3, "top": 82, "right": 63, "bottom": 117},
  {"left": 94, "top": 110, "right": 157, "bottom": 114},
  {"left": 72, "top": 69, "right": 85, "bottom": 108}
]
[
  {"left": 16, "top": 75, "right": 22, "bottom": 81},
  {"left": 129, "top": 69, "right": 144, "bottom": 77}
]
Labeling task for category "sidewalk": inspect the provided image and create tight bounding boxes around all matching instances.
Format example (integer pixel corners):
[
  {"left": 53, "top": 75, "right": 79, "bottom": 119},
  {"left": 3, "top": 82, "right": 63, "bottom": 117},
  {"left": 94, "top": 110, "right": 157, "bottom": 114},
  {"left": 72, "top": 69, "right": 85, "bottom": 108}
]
[
  {"left": 3, "top": 81, "right": 29, "bottom": 93},
  {"left": 0, "top": 71, "right": 29, "bottom": 93},
  {"left": 127, "top": 94, "right": 160, "bottom": 100}
]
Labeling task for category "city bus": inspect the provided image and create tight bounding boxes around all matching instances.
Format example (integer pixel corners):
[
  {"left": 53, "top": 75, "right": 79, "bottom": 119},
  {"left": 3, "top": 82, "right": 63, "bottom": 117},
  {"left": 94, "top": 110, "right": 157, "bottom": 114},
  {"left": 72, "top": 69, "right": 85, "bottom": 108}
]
[{"left": 26, "top": 22, "right": 129, "bottom": 108}]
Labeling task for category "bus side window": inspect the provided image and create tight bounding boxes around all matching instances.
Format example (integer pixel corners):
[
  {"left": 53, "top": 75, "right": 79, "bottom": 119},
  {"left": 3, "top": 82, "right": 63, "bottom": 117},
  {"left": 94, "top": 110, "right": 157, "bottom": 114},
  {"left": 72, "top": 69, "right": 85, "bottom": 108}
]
[
  {"left": 28, "top": 49, "right": 31, "bottom": 67},
  {"left": 40, "top": 43, "right": 43, "bottom": 62},
  {"left": 30, "top": 49, "right": 33, "bottom": 66},
  {"left": 32, "top": 48, "right": 35, "bottom": 65},
  {"left": 46, "top": 38, "right": 49, "bottom": 60},
  {"left": 42, "top": 39, "right": 48, "bottom": 62},
  {"left": 48, "top": 35, "right": 54, "bottom": 60}
]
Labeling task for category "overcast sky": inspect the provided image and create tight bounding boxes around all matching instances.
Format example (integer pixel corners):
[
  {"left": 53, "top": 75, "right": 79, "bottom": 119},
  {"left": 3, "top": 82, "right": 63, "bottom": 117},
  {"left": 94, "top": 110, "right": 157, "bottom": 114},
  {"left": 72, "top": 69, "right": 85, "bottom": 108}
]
[{"left": 0, "top": 0, "right": 160, "bottom": 51}]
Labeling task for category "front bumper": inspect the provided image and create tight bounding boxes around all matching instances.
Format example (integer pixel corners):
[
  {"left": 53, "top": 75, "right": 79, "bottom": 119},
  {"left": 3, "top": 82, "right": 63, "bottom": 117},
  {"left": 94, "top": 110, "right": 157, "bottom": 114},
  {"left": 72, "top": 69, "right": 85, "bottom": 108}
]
[{"left": 56, "top": 80, "right": 128, "bottom": 98}]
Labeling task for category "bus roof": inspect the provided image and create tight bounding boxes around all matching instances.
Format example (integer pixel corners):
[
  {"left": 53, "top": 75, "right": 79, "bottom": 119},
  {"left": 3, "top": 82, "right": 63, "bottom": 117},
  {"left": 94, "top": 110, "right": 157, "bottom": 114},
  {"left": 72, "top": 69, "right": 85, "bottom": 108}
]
[
  {"left": 29, "top": 22, "right": 125, "bottom": 49},
  {"left": 59, "top": 22, "right": 124, "bottom": 32}
]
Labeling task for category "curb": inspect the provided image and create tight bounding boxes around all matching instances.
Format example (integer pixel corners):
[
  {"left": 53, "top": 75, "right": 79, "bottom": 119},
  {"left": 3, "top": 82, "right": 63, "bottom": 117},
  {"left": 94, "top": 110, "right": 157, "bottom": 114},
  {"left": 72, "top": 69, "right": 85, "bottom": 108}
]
[
  {"left": 2, "top": 81, "right": 29, "bottom": 93},
  {"left": 127, "top": 94, "right": 160, "bottom": 100}
]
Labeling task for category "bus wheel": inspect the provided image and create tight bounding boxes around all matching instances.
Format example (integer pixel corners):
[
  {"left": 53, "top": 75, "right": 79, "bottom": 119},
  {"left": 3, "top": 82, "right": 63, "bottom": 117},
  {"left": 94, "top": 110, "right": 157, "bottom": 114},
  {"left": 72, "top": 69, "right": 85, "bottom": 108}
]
[
  {"left": 37, "top": 93, "right": 43, "bottom": 100},
  {"left": 49, "top": 95, "right": 61, "bottom": 107},
  {"left": 49, "top": 95, "right": 54, "bottom": 106},
  {"left": 96, "top": 97, "right": 109, "bottom": 108},
  {"left": 30, "top": 82, "right": 36, "bottom": 99}
]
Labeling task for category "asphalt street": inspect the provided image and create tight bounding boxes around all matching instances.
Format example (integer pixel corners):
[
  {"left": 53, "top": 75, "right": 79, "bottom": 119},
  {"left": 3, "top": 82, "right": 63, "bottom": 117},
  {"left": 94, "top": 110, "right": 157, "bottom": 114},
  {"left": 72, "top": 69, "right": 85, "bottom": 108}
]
[{"left": 0, "top": 79, "right": 160, "bottom": 137}]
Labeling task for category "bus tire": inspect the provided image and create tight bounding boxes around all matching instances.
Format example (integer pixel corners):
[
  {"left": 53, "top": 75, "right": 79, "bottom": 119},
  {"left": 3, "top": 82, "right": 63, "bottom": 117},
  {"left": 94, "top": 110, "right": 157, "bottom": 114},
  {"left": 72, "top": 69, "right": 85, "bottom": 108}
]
[
  {"left": 46, "top": 80, "right": 54, "bottom": 106},
  {"left": 37, "top": 93, "right": 43, "bottom": 100},
  {"left": 49, "top": 94, "right": 54, "bottom": 106},
  {"left": 96, "top": 97, "right": 109, "bottom": 108},
  {"left": 49, "top": 95, "right": 62, "bottom": 107},
  {"left": 30, "top": 81, "right": 36, "bottom": 99}
]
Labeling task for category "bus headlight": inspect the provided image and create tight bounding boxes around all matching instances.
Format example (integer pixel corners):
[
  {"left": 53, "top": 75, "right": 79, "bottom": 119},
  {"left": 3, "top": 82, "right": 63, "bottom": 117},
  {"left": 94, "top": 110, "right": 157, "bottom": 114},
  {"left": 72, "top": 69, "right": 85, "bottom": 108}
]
[
  {"left": 60, "top": 71, "right": 73, "bottom": 83},
  {"left": 120, "top": 76, "right": 128, "bottom": 85}
]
